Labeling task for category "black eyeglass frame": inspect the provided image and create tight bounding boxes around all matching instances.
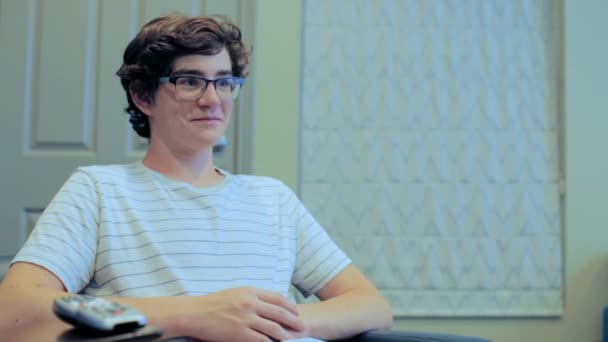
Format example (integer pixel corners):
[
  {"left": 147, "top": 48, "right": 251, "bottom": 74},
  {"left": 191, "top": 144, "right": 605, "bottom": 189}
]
[{"left": 158, "top": 75, "right": 245, "bottom": 100}]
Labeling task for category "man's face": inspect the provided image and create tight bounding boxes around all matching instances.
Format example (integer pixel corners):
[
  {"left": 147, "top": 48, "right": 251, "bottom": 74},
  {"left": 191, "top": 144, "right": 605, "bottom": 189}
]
[{"left": 144, "top": 48, "right": 235, "bottom": 154}]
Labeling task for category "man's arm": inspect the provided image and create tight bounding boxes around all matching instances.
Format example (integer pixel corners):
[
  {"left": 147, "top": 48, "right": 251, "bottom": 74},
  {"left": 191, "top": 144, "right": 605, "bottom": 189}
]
[
  {"left": 0, "top": 262, "right": 306, "bottom": 341},
  {"left": 296, "top": 264, "right": 393, "bottom": 341}
]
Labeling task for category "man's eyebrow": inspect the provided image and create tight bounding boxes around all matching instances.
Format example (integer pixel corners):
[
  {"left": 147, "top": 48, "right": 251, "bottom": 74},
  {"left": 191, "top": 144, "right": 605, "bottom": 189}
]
[{"left": 171, "top": 69, "right": 234, "bottom": 77}]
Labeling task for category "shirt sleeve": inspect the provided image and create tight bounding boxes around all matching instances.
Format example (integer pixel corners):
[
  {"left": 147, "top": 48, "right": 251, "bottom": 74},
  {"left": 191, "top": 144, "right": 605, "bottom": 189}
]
[
  {"left": 11, "top": 168, "right": 100, "bottom": 293},
  {"left": 282, "top": 184, "right": 351, "bottom": 297}
]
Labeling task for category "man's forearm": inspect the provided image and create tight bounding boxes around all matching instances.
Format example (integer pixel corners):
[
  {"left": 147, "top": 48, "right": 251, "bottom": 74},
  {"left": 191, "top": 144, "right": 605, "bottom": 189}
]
[
  {"left": 297, "top": 288, "right": 393, "bottom": 341},
  {"left": 0, "top": 284, "right": 187, "bottom": 339},
  {"left": 0, "top": 283, "right": 309, "bottom": 341}
]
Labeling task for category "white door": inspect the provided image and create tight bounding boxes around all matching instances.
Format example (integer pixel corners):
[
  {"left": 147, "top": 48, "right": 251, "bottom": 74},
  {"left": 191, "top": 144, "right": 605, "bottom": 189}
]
[{"left": 0, "top": 0, "right": 254, "bottom": 275}]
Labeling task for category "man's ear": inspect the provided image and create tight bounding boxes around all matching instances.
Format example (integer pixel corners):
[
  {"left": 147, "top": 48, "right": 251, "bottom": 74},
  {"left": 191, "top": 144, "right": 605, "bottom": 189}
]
[{"left": 130, "top": 88, "right": 153, "bottom": 116}]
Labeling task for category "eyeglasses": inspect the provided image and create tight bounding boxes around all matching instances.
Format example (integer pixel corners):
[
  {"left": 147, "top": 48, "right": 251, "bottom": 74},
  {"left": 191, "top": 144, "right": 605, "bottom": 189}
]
[{"left": 158, "top": 75, "right": 245, "bottom": 100}]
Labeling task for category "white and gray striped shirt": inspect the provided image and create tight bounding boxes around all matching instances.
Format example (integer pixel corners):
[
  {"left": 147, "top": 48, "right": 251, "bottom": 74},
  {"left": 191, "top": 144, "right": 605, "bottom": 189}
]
[{"left": 12, "top": 162, "right": 351, "bottom": 300}]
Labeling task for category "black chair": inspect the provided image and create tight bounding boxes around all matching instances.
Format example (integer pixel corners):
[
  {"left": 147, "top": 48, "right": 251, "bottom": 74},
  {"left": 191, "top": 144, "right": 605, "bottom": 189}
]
[{"left": 336, "top": 329, "right": 492, "bottom": 342}]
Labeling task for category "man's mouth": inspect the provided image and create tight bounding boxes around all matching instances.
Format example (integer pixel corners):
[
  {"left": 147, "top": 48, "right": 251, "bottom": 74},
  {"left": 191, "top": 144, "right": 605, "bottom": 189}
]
[{"left": 191, "top": 117, "right": 221, "bottom": 121}]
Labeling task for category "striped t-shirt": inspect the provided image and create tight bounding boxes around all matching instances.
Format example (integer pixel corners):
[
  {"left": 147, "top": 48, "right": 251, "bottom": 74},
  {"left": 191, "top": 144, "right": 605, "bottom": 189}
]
[{"left": 12, "top": 162, "right": 351, "bottom": 300}]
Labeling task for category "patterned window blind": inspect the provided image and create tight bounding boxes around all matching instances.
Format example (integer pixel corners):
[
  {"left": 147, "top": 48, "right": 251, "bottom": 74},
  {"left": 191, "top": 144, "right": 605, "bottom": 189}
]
[{"left": 299, "top": 0, "right": 562, "bottom": 316}]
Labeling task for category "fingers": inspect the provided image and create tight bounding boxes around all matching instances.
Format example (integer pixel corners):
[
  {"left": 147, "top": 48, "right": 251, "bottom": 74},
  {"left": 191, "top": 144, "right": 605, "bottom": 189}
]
[
  {"left": 254, "top": 289, "right": 299, "bottom": 316},
  {"left": 255, "top": 301, "right": 306, "bottom": 332},
  {"left": 233, "top": 287, "right": 307, "bottom": 339},
  {"left": 241, "top": 329, "right": 275, "bottom": 342},
  {"left": 250, "top": 315, "right": 298, "bottom": 342}
]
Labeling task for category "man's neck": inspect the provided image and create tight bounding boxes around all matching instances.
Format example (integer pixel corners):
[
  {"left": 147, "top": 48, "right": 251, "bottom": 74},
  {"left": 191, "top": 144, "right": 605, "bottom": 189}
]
[{"left": 142, "top": 140, "right": 224, "bottom": 188}]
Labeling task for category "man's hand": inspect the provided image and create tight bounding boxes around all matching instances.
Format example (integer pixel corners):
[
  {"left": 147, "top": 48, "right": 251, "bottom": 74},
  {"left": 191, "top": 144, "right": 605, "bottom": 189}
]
[{"left": 180, "top": 287, "right": 309, "bottom": 342}]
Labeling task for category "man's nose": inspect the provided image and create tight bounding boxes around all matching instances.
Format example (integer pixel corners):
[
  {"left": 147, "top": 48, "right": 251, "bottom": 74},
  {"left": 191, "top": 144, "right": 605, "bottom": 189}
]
[{"left": 198, "top": 83, "right": 221, "bottom": 105}]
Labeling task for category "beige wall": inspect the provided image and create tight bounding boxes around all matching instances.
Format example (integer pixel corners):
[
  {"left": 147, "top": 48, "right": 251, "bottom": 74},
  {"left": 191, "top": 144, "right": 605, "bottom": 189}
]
[
  {"left": 252, "top": 1, "right": 608, "bottom": 341},
  {"left": 252, "top": 0, "right": 301, "bottom": 189}
]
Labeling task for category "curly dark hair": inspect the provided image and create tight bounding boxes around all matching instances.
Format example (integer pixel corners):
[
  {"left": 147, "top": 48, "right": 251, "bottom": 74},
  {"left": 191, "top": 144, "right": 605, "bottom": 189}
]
[{"left": 116, "top": 15, "right": 251, "bottom": 138}]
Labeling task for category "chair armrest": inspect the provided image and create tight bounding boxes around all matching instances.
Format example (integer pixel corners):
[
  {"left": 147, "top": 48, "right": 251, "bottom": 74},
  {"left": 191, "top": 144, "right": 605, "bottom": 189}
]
[{"left": 335, "top": 330, "right": 492, "bottom": 342}]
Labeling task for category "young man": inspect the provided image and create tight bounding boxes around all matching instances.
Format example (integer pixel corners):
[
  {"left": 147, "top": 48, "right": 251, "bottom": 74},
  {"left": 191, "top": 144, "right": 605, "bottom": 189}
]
[{"left": 0, "top": 15, "right": 392, "bottom": 341}]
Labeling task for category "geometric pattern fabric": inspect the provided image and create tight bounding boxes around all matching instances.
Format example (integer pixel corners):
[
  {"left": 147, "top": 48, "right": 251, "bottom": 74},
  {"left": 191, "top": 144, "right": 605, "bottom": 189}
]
[{"left": 299, "top": 0, "right": 562, "bottom": 316}]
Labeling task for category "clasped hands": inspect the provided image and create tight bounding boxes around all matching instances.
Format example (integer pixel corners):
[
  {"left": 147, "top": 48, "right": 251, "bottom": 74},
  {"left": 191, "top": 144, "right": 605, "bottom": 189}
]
[{"left": 178, "top": 286, "right": 311, "bottom": 342}]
